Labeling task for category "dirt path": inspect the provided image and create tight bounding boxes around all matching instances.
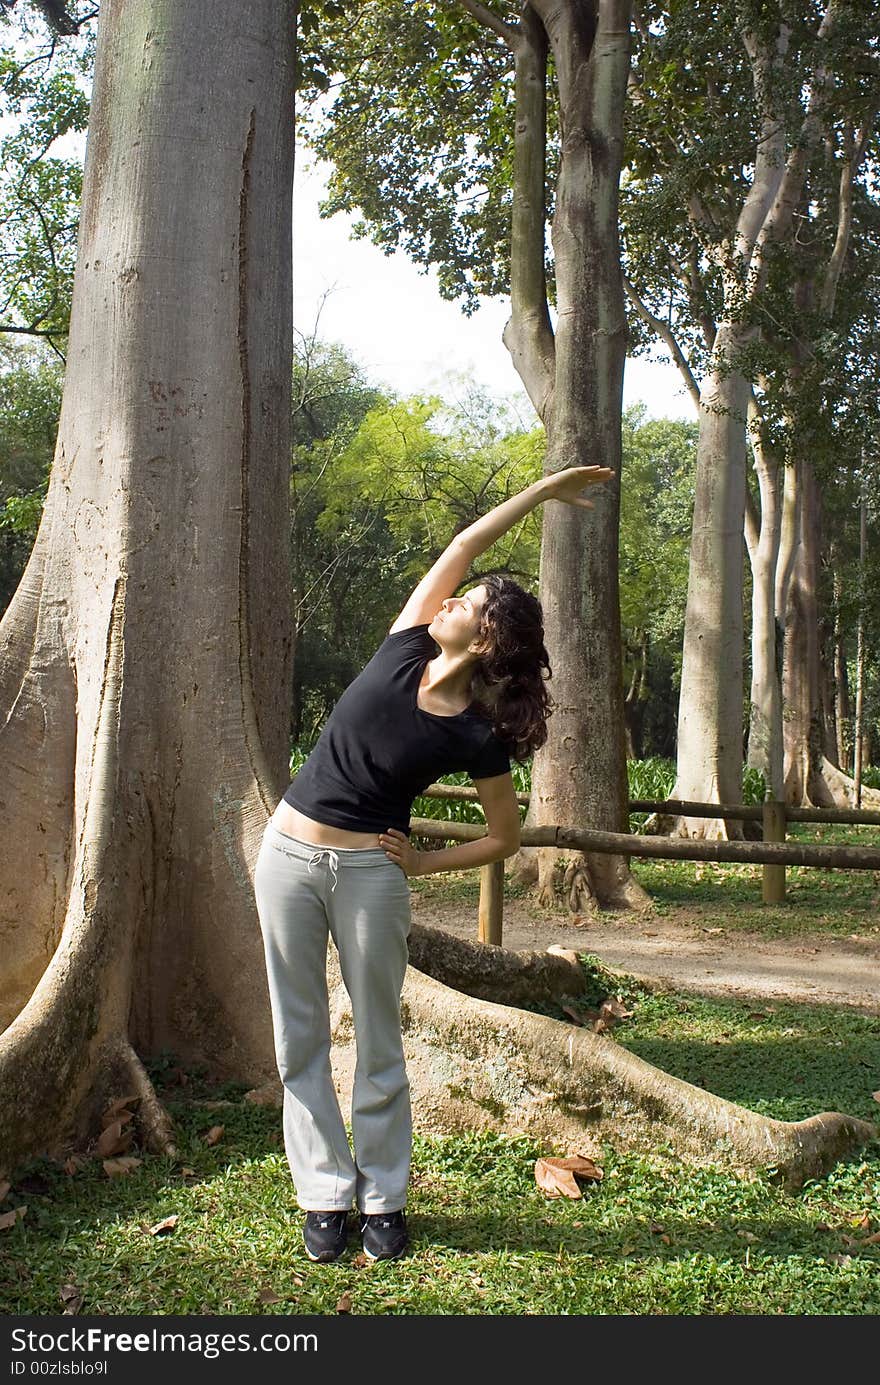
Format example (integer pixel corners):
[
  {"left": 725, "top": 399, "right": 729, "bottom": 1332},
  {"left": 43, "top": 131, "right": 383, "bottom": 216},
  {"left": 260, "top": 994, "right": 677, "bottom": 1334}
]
[{"left": 411, "top": 893, "right": 880, "bottom": 1012}]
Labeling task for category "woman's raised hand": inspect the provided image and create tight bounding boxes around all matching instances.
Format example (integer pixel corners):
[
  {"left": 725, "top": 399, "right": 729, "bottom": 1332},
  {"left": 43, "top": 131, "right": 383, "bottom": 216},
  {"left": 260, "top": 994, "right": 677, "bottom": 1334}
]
[{"left": 541, "top": 465, "right": 615, "bottom": 509}]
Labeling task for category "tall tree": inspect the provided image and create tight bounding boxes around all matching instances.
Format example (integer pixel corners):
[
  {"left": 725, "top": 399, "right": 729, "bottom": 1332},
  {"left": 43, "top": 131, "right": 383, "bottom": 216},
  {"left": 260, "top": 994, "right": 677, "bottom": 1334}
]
[
  {"left": 624, "top": 0, "right": 879, "bottom": 825},
  {"left": 0, "top": 0, "right": 297, "bottom": 1170},
  {"left": 304, "top": 0, "right": 645, "bottom": 910}
]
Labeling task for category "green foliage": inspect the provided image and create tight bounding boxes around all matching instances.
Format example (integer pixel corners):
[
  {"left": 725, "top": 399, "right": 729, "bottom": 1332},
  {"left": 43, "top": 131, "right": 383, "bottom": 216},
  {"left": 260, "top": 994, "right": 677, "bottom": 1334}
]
[
  {"left": 299, "top": 1, "right": 522, "bottom": 312},
  {"left": 0, "top": 340, "right": 61, "bottom": 611},
  {"left": 0, "top": 11, "right": 94, "bottom": 348},
  {"left": 627, "top": 755, "right": 676, "bottom": 802}
]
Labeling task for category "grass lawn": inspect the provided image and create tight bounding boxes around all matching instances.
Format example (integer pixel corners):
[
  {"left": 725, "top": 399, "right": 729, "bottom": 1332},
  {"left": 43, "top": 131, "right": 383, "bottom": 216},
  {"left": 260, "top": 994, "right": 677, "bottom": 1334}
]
[{"left": 2, "top": 981, "right": 878, "bottom": 1317}]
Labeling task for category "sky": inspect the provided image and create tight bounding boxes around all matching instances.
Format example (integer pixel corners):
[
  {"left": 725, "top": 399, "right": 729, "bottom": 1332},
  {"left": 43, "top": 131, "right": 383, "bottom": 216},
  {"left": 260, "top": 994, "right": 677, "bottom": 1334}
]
[{"left": 292, "top": 155, "right": 696, "bottom": 422}]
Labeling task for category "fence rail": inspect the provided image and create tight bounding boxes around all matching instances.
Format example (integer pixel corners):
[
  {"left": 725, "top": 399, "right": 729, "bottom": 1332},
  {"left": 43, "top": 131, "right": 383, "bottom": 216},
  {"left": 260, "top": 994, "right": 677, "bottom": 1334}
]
[{"left": 413, "top": 787, "right": 880, "bottom": 946}]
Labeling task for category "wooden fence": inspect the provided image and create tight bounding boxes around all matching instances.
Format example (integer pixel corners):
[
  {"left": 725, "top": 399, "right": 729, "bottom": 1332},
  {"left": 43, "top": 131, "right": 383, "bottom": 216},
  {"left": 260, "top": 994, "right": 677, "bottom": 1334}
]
[{"left": 413, "top": 786, "right": 880, "bottom": 946}]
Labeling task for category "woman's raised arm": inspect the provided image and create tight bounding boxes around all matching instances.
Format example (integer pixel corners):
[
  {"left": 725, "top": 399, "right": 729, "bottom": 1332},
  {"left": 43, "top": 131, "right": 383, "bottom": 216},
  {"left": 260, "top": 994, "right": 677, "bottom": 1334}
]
[{"left": 389, "top": 466, "right": 613, "bottom": 633}]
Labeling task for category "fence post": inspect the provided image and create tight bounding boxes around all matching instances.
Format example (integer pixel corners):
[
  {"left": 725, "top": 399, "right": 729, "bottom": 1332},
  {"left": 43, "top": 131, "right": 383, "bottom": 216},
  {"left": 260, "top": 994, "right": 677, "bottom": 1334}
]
[
  {"left": 762, "top": 800, "right": 787, "bottom": 904},
  {"left": 478, "top": 861, "right": 505, "bottom": 945}
]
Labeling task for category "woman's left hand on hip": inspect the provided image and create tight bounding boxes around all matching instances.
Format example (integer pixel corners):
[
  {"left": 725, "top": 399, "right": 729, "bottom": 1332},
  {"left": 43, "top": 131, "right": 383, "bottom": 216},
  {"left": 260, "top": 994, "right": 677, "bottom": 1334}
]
[{"left": 379, "top": 828, "right": 423, "bottom": 877}]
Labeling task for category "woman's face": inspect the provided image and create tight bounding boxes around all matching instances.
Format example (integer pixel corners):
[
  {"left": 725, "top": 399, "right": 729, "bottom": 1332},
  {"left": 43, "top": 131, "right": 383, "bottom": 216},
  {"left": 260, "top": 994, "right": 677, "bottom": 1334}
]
[{"left": 429, "top": 584, "right": 488, "bottom": 655}]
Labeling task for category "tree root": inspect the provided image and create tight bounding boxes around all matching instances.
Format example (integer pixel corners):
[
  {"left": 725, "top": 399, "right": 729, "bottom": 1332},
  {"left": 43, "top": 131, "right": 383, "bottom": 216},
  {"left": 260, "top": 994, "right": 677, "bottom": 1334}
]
[
  {"left": 407, "top": 922, "right": 585, "bottom": 1006},
  {"left": 111, "top": 1038, "right": 177, "bottom": 1158},
  {"left": 815, "top": 757, "right": 880, "bottom": 810},
  {"left": 322, "top": 966, "right": 878, "bottom": 1188}
]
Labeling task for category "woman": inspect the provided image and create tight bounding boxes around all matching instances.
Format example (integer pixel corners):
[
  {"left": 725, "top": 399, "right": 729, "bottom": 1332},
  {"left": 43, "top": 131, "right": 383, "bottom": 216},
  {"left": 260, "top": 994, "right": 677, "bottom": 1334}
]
[{"left": 254, "top": 463, "right": 612, "bottom": 1263}]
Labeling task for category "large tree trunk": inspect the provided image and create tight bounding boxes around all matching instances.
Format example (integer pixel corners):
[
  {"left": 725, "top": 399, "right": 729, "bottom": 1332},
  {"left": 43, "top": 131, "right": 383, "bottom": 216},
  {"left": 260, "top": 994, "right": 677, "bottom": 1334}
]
[
  {"left": 510, "top": 0, "right": 647, "bottom": 912},
  {"left": 671, "top": 335, "right": 749, "bottom": 837},
  {"left": 780, "top": 459, "right": 880, "bottom": 809},
  {"left": 0, "top": 0, "right": 297, "bottom": 1173}
]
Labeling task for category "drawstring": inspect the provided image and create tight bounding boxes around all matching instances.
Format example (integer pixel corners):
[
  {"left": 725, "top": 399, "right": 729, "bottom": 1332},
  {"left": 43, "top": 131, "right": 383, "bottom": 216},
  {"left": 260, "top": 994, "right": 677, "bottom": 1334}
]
[{"left": 307, "top": 847, "right": 340, "bottom": 893}]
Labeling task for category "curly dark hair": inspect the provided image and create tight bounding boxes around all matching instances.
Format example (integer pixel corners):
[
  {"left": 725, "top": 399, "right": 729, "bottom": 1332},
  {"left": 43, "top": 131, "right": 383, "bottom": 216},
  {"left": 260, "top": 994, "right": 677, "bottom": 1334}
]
[{"left": 468, "top": 574, "right": 553, "bottom": 761}]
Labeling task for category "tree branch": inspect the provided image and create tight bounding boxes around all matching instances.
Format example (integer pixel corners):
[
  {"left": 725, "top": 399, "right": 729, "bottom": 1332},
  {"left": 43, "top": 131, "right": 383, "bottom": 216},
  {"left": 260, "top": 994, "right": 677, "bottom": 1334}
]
[
  {"left": 819, "top": 116, "right": 877, "bottom": 318},
  {"left": 458, "top": 0, "right": 519, "bottom": 48},
  {"left": 501, "top": 2, "right": 555, "bottom": 419},
  {"left": 622, "top": 275, "right": 701, "bottom": 413}
]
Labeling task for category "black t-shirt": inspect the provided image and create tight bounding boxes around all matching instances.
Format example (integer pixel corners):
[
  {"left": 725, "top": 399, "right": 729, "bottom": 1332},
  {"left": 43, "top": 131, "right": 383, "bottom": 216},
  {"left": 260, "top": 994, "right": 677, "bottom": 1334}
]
[{"left": 283, "top": 624, "right": 511, "bottom": 836}]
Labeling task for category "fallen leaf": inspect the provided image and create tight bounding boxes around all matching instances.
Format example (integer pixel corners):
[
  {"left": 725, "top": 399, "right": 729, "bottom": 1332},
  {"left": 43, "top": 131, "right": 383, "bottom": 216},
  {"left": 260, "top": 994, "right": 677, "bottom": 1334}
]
[
  {"left": 873, "top": 1091, "right": 880, "bottom": 1104},
  {"left": 561, "top": 1005, "right": 589, "bottom": 1027},
  {"left": 203, "top": 1125, "right": 224, "bottom": 1146},
  {"left": 59, "top": 1284, "right": 82, "bottom": 1315},
  {"left": 861, "top": 1230, "right": 880, "bottom": 1246},
  {"left": 62, "top": 1155, "right": 88, "bottom": 1176},
  {"left": 243, "top": 1087, "right": 278, "bottom": 1107},
  {"left": 336, "top": 1291, "right": 352, "bottom": 1314},
  {"left": 352, "top": 1252, "right": 369, "bottom": 1269},
  {"left": 828, "top": 1253, "right": 852, "bottom": 1266},
  {"left": 101, "top": 1096, "right": 138, "bottom": 1125},
  {"left": 258, "top": 1287, "right": 282, "bottom": 1305},
  {"left": 95, "top": 1121, "right": 133, "bottom": 1158},
  {"left": 535, "top": 1159, "right": 581, "bottom": 1198},
  {"left": 0, "top": 1206, "right": 27, "bottom": 1229},
  {"left": 147, "top": 1215, "right": 179, "bottom": 1236},
  {"left": 649, "top": 1223, "right": 665, "bottom": 1235},
  {"left": 660, "top": 1234, "right": 672, "bottom": 1245},
  {"left": 102, "top": 1157, "right": 141, "bottom": 1178},
  {"left": 851, "top": 1212, "right": 870, "bottom": 1230},
  {"left": 291, "top": 1275, "right": 304, "bottom": 1287},
  {"left": 535, "top": 1155, "right": 603, "bottom": 1199},
  {"left": 600, "top": 997, "right": 634, "bottom": 1022},
  {"left": 179, "top": 1167, "right": 196, "bottom": 1178}
]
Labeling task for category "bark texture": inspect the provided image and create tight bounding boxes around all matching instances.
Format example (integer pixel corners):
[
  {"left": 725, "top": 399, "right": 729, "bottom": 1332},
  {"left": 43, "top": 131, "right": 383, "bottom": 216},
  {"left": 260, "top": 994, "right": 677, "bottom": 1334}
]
[
  {"left": 498, "top": 0, "right": 646, "bottom": 911},
  {"left": 0, "top": 0, "right": 296, "bottom": 1173}
]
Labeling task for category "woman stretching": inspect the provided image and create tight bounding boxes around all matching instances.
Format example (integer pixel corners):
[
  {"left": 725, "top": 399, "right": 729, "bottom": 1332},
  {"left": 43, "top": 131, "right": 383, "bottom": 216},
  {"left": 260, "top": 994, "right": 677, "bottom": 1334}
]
[{"left": 254, "top": 464, "right": 611, "bottom": 1263}]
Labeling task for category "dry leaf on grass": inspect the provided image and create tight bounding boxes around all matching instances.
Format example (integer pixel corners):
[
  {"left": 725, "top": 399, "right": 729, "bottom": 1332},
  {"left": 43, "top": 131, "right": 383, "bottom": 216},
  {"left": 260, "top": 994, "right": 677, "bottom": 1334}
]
[
  {"left": 243, "top": 1087, "right": 278, "bottom": 1107},
  {"left": 352, "top": 1252, "right": 369, "bottom": 1269},
  {"left": 62, "top": 1155, "right": 89, "bottom": 1176},
  {"left": 203, "top": 1125, "right": 224, "bottom": 1146},
  {"left": 59, "top": 1284, "right": 82, "bottom": 1315},
  {"left": 534, "top": 1155, "right": 603, "bottom": 1199},
  {"left": 147, "top": 1215, "right": 179, "bottom": 1236},
  {"left": 102, "top": 1157, "right": 141, "bottom": 1177},
  {"left": 336, "top": 1291, "right": 352, "bottom": 1314},
  {"left": 873, "top": 1091, "right": 880, "bottom": 1104},
  {"left": 0, "top": 1206, "right": 27, "bottom": 1230},
  {"left": 258, "top": 1287, "right": 282, "bottom": 1305},
  {"left": 179, "top": 1167, "right": 197, "bottom": 1179}
]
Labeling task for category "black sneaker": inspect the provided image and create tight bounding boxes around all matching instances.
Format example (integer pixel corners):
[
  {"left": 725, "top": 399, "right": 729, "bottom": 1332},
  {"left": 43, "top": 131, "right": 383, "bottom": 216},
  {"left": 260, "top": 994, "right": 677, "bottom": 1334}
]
[
  {"left": 303, "top": 1210, "right": 348, "bottom": 1263},
  {"left": 359, "top": 1210, "right": 408, "bottom": 1261}
]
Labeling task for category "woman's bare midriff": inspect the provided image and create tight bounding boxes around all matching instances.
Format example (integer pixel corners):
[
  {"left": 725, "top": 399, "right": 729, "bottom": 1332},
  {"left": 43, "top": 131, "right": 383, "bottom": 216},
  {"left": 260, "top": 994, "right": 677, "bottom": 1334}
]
[{"left": 270, "top": 800, "right": 382, "bottom": 849}]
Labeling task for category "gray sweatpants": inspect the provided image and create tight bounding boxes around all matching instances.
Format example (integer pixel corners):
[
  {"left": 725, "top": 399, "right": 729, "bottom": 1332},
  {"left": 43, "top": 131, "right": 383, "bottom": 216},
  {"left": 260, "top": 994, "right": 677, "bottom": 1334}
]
[{"left": 254, "top": 821, "right": 412, "bottom": 1213}]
